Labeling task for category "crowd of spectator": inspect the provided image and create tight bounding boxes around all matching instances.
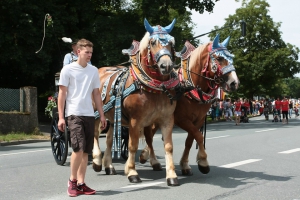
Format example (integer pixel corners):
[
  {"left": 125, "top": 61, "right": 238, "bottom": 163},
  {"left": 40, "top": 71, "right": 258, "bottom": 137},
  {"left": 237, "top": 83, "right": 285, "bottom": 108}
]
[{"left": 210, "top": 97, "right": 300, "bottom": 125}]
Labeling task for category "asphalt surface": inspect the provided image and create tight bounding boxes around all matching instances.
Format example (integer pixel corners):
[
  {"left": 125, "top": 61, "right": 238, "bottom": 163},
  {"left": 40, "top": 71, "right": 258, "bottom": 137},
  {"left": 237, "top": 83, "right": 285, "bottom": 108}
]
[{"left": 1, "top": 114, "right": 300, "bottom": 200}]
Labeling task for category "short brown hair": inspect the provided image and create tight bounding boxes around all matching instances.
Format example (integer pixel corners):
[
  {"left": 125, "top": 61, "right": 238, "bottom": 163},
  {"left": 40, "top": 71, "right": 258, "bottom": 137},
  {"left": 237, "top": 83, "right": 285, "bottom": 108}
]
[{"left": 76, "top": 38, "right": 93, "bottom": 49}]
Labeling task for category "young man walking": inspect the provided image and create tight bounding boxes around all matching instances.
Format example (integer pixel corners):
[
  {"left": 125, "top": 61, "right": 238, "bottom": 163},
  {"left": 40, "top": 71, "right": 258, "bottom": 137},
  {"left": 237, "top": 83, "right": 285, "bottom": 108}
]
[{"left": 57, "top": 39, "right": 107, "bottom": 197}]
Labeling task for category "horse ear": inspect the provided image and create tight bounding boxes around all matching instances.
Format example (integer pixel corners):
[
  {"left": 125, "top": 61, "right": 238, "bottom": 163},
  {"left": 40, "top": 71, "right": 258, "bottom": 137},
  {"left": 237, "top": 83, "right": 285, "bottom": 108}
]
[
  {"left": 144, "top": 18, "right": 154, "bottom": 34},
  {"left": 212, "top": 34, "right": 220, "bottom": 49},
  {"left": 221, "top": 36, "right": 230, "bottom": 47},
  {"left": 164, "top": 18, "right": 176, "bottom": 34}
]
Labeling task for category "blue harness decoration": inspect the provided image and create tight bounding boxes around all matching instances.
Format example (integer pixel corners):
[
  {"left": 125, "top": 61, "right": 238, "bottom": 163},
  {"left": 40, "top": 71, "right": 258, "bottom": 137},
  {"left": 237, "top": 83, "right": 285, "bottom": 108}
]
[
  {"left": 210, "top": 34, "right": 235, "bottom": 75},
  {"left": 94, "top": 68, "right": 139, "bottom": 159}
]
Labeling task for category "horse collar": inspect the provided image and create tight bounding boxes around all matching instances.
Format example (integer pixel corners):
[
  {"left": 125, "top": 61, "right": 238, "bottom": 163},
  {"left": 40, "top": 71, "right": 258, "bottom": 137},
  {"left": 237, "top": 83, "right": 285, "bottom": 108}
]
[{"left": 130, "top": 52, "right": 180, "bottom": 91}]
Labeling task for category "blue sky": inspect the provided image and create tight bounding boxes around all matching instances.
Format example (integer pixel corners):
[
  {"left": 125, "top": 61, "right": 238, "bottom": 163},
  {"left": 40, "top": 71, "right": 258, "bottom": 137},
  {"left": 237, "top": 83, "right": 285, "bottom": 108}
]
[{"left": 191, "top": 0, "right": 300, "bottom": 76}]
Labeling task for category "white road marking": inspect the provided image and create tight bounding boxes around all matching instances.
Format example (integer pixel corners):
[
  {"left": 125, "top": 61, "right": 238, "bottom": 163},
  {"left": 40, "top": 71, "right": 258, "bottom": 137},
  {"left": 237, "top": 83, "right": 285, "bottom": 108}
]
[
  {"left": 278, "top": 148, "right": 300, "bottom": 154},
  {"left": 121, "top": 181, "right": 165, "bottom": 189},
  {"left": 207, "top": 135, "right": 230, "bottom": 140},
  {"left": 115, "top": 177, "right": 186, "bottom": 192},
  {"left": 0, "top": 149, "right": 50, "bottom": 157},
  {"left": 220, "top": 159, "right": 262, "bottom": 168},
  {"left": 255, "top": 128, "right": 276, "bottom": 133}
]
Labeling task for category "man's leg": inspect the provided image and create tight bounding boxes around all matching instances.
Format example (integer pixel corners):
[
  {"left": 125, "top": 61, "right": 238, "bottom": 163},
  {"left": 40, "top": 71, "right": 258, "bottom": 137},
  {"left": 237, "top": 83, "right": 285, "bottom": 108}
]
[
  {"left": 70, "top": 151, "right": 84, "bottom": 180},
  {"left": 76, "top": 153, "right": 96, "bottom": 195},
  {"left": 279, "top": 110, "right": 282, "bottom": 122},
  {"left": 235, "top": 113, "right": 238, "bottom": 125},
  {"left": 77, "top": 153, "right": 88, "bottom": 184},
  {"left": 76, "top": 116, "right": 96, "bottom": 195},
  {"left": 68, "top": 151, "right": 83, "bottom": 197}
]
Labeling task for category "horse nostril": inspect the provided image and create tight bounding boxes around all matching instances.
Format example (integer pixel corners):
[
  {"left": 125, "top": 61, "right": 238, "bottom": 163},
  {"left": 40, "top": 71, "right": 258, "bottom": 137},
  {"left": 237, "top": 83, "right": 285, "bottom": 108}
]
[{"left": 230, "top": 81, "right": 236, "bottom": 89}]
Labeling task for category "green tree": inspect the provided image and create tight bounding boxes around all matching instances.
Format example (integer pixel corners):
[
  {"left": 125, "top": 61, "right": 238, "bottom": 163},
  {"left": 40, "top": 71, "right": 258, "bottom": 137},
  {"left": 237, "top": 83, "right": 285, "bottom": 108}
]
[
  {"left": 0, "top": 0, "right": 219, "bottom": 113},
  {"left": 284, "top": 78, "right": 300, "bottom": 98},
  {"left": 208, "top": 0, "right": 300, "bottom": 99}
]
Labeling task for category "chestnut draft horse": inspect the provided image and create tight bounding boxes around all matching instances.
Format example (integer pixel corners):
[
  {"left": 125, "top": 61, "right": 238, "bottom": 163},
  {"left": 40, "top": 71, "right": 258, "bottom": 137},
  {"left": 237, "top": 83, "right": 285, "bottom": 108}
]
[
  {"left": 92, "top": 19, "right": 183, "bottom": 186},
  {"left": 139, "top": 34, "right": 239, "bottom": 176}
]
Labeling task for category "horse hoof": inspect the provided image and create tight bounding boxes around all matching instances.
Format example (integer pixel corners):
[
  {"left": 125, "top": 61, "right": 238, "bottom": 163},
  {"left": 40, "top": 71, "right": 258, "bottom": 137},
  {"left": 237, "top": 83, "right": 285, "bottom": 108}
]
[
  {"left": 152, "top": 163, "right": 163, "bottom": 171},
  {"left": 181, "top": 169, "right": 193, "bottom": 176},
  {"left": 139, "top": 157, "right": 147, "bottom": 164},
  {"left": 105, "top": 167, "right": 116, "bottom": 175},
  {"left": 128, "top": 175, "right": 142, "bottom": 183},
  {"left": 92, "top": 162, "right": 102, "bottom": 172},
  {"left": 167, "top": 178, "right": 179, "bottom": 186},
  {"left": 198, "top": 165, "right": 210, "bottom": 174}
]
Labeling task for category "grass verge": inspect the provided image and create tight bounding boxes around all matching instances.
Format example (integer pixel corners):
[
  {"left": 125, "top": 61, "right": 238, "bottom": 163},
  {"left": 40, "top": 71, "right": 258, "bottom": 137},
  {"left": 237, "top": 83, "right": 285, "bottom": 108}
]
[{"left": 0, "top": 128, "right": 50, "bottom": 142}]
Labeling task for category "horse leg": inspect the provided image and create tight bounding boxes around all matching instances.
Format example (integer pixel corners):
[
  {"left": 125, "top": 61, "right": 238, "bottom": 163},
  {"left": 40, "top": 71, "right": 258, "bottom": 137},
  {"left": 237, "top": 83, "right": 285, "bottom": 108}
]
[
  {"left": 179, "top": 132, "right": 194, "bottom": 176},
  {"left": 161, "top": 124, "right": 179, "bottom": 186},
  {"left": 139, "top": 144, "right": 150, "bottom": 164},
  {"left": 102, "top": 123, "right": 117, "bottom": 175},
  {"left": 194, "top": 129, "right": 210, "bottom": 174},
  {"left": 140, "top": 125, "right": 162, "bottom": 171},
  {"left": 177, "top": 121, "right": 210, "bottom": 175},
  {"left": 125, "top": 124, "right": 142, "bottom": 183},
  {"left": 92, "top": 118, "right": 102, "bottom": 172}
]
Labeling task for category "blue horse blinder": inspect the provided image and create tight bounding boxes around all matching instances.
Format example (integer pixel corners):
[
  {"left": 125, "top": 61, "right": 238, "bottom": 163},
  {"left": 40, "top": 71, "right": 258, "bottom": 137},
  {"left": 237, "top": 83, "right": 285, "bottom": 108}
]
[
  {"left": 210, "top": 34, "right": 236, "bottom": 75},
  {"left": 144, "top": 18, "right": 176, "bottom": 63}
]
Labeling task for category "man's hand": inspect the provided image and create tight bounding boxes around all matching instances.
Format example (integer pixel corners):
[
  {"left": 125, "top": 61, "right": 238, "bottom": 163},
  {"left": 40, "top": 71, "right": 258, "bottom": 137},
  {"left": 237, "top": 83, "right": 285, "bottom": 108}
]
[
  {"left": 58, "top": 118, "right": 66, "bottom": 132},
  {"left": 100, "top": 115, "right": 107, "bottom": 130}
]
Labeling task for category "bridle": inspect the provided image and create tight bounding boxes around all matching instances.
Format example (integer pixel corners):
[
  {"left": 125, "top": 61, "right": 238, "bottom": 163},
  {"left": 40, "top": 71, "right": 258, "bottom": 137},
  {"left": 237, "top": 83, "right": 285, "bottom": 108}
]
[
  {"left": 142, "top": 40, "right": 175, "bottom": 75},
  {"left": 184, "top": 43, "right": 236, "bottom": 90}
]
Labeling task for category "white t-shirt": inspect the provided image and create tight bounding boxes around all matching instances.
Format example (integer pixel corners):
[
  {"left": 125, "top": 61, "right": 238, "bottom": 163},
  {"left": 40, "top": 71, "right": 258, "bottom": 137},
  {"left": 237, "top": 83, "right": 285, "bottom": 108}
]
[{"left": 58, "top": 62, "right": 100, "bottom": 117}]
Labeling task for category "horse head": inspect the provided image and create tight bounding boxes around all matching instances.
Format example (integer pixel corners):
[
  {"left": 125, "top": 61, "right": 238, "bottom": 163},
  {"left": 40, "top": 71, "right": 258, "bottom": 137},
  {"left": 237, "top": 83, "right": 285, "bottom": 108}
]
[
  {"left": 209, "top": 34, "right": 239, "bottom": 92},
  {"left": 139, "top": 18, "right": 176, "bottom": 76}
]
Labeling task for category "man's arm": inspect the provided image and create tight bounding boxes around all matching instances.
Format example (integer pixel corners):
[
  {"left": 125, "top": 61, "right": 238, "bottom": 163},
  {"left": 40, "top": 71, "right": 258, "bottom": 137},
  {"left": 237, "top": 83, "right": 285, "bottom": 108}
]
[
  {"left": 57, "top": 85, "right": 67, "bottom": 131},
  {"left": 93, "top": 88, "right": 107, "bottom": 130},
  {"left": 63, "top": 54, "right": 70, "bottom": 66}
]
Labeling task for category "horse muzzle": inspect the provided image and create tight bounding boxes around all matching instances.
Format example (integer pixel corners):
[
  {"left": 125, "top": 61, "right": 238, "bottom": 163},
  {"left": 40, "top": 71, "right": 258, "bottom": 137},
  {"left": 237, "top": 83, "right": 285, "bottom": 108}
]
[
  {"left": 229, "top": 80, "right": 239, "bottom": 91},
  {"left": 159, "top": 62, "right": 174, "bottom": 75},
  {"left": 155, "top": 49, "right": 174, "bottom": 75}
]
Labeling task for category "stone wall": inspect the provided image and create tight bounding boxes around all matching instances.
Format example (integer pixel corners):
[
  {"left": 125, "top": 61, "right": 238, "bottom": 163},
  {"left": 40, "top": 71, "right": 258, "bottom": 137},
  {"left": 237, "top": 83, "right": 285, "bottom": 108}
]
[{"left": 0, "top": 87, "right": 38, "bottom": 134}]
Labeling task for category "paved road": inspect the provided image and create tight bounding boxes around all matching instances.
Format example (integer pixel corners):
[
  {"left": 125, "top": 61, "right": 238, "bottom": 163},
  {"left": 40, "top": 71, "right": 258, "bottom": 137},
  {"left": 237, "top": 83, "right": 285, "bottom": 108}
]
[{"left": 1, "top": 115, "right": 300, "bottom": 200}]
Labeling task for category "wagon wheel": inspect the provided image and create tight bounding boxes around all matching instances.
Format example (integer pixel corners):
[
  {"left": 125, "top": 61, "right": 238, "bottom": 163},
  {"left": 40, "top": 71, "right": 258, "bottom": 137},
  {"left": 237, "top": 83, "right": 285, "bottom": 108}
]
[
  {"left": 50, "top": 107, "right": 69, "bottom": 165},
  {"left": 121, "top": 126, "right": 129, "bottom": 160}
]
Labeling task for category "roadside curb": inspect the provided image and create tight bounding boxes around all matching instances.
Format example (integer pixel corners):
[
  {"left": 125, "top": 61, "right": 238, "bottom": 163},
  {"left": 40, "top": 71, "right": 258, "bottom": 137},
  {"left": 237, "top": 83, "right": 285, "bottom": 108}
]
[
  {"left": 0, "top": 131, "right": 50, "bottom": 147},
  {"left": 0, "top": 139, "right": 50, "bottom": 147}
]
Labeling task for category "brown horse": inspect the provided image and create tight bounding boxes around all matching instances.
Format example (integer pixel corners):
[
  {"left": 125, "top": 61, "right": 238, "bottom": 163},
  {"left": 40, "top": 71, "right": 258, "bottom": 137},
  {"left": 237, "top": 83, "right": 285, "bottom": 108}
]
[
  {"left": 139, "top": 34, "right": 239, "bottom": 175},
  {"left": 92, "top": 19, "right": 182, "bottom": 186}
]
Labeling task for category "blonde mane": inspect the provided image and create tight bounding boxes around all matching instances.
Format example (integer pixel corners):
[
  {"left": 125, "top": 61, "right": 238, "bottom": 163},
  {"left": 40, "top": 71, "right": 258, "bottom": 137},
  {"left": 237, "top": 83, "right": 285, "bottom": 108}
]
[
  {"left": 139, "top": 32, "right": 150, "bottom": 52},
  {"left": 188, "top": 42, "right": 211, "bottom": 71}
]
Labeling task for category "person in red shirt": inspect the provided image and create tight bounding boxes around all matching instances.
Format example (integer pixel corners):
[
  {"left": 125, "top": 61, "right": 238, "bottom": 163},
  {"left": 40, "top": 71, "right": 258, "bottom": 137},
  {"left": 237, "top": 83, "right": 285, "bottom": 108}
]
[
  {"left": 234, "top": 98, "right": 242, "bottom": 125},
  {"left": 274, "top": 97, "right": 282, "bottom": 122},
  {"left": 281, "top": 97, "right": 289, "bottom": 124},
  {"left": 243, "top": 99, "right": 250, "bottom": 115}
]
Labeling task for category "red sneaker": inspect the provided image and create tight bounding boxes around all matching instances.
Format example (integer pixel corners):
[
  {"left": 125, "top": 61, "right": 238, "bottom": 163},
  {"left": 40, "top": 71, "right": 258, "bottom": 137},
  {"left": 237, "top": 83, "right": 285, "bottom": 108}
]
[
  {"left": 77, "top": 183, "right": 96, "bottom": 195},
  {"left": 67, "top": 179, "right": 78, "bottom": 197}
]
